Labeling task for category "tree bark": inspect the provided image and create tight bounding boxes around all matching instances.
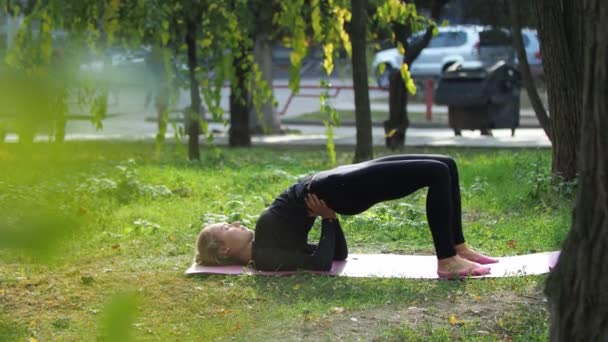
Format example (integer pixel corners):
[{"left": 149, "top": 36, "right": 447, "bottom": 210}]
[
  {"left": 249, "top": 34, "right": 281, "bottom": 134},
  {"left": 185, "top": 17, "right": 201, "bottom": 161},
  {"left": 535, "top": 0, "right": 584, "bottom": 181},
  {"left": 350, "top": 0, "right": 373, "bottom": 162},
  {"left": 509, "top": 0, "right": 552, "bottom": 141},
  {"left": 385, "top": 70, "right": 408, "bottom": 149},
  {"left": 545, "top": 0, "right": 608, "bottom": 339},
  {"left": 385, "top": 0, "right": 448, "bottom": 149},
  {"left": 229, "top": 42, "right": 252, "bottom": 147}
]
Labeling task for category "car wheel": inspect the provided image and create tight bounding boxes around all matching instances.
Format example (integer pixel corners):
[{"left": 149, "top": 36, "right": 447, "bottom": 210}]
[
  {"left": 442, "top": 62, "right": 457, "bottom": 74},
  {"left": 376, "top": 64, "right": 393, "bottom": 89}
]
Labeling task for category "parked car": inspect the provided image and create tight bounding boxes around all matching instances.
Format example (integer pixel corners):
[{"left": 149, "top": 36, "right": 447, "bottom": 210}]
[
  {"left": 372, "top": 25, "right": 516, "bottom": 89},
  {"left": 80, "top": 46, "right": 150, "bottom": 72},
  {"left": 518, "top": 28, "right": 543, "bottom": 85}
]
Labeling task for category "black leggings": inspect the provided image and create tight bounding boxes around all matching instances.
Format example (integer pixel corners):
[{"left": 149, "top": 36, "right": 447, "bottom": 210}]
[{"left": 310, "top": 154, "right": 465, "bottom": 259}]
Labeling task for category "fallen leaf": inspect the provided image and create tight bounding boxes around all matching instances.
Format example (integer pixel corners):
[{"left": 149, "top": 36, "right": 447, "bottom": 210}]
[
  {"left": 507, "top": 240, "right": 517, "bottom": 249},
  {"left": 168, "top": 235, "right": 175, "bottom": 242},
  {"left": 111, "top": 244, "right": 120, "bottom": 250},
  {"left": 292, "top": 283, "right": 300, "bottom": 291},
  {"left": 332, "top": 307, "right": 345, "bottom": 314},
  {"left": 449, "top": 314, "right": 458, "bottom": 325},
  {"left": 231, "top": 322, "right": 242, "bottom": 331}
]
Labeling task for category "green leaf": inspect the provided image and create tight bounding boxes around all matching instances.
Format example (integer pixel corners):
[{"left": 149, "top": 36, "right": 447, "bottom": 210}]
[{"left": 161, "top": 32, "right": 169, "bottom": 46}]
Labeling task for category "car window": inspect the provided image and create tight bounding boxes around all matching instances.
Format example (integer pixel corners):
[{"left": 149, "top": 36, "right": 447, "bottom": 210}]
[
  {"left": 408, "top": 34, "right": 424, "bottom": 46},
  {"left": 427, "top": 32, "right": 467, "bottom": 48},
  {"left": 479, "top": 29, "right": 512, "bottom": 46}
]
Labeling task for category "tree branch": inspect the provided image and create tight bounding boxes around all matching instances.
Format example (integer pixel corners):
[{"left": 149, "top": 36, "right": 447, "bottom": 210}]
[{"left": 509, "top": 0, "right": 552, "bottom": 140}]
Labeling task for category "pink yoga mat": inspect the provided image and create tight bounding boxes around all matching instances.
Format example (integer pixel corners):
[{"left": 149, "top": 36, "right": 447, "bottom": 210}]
[{"left": 185, "top": 251, "right": 561, "bottom": 279}]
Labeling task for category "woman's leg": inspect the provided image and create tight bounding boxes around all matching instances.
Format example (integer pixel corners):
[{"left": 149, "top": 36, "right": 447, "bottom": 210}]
[
  {"left": 365, "top": 154, "right": 464, "bottom": 245},
  {"left": 359, "top": 155, "right": 496, "bottom": 265},
  {"left": 311, "top": 159, "right": 457, "bottom": 259}
]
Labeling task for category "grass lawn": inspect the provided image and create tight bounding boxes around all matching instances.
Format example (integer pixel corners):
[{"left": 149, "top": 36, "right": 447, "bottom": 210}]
[{"left": 0, "top": 142, "right": 572, "bottom": 341}]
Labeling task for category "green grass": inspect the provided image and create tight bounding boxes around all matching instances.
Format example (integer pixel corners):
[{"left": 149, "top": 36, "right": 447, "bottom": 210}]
[{"left": 0, "top": 142, "right": 571, "bottom": 341}]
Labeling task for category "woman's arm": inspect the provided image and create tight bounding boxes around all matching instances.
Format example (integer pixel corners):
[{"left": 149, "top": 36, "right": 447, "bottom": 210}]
[
  {"left": 333, "top": 219, "right": 348, "bottom": 261},
  {"left": 253, "top": 194, "right": 342, "bottom": 271},
  {"left": 306, "top": 219, "right": 348, "bottom": 261},
  {"left": 306, "top": 193, "right": 348, "bottom": 261},
  {"left": 254, "top": 221, "right": 337, "bottom": 271}
]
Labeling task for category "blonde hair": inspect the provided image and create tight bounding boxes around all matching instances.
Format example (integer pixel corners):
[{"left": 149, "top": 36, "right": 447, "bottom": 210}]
[{"left": 194, "top": 224, "right": 233, "bottom": 266}]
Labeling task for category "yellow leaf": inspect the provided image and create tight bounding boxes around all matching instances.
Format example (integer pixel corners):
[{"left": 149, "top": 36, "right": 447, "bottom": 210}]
[
  {"left": 322, "top": 57, "right": 334, "bottom": 76},
  {"left": 29, "top": 338, "right": 39, "bottom": 342},
  {"left": 401, "top": 64, "right": 417, "bottom": 95},
  {"left": 161, "top": 32, "right": 169, "bottom": 46},
  {"left": 290, "top": 51, "right": 302, "bottom": 66},
  {"left": 332, "top": 307, "right": 345, "bottom": 314},
  {"left": 169, "top": 235, "right": 175, "bottom": 242},
  {"left": 378, "top": 63, "right": 386, "bottom": 75},
  {"left": 449, "top": 314, "right": 457, "bottom": 325},
  {"left": 199, "top": 38, "right": 212, "bottom": 48},
  {"left": 397, "top": 42, "right": 405, "bottom": 55},
  {"left": 292, "top": 283, "right": 300, "bottom": 291},
  {"left": 386, "top": 129, "right": 397, "bottom": 138}
]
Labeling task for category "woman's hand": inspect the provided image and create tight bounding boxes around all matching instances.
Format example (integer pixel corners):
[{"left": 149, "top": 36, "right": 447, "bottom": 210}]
[{"left": 305, "top": 193, "right": 336, "bottom": 220}]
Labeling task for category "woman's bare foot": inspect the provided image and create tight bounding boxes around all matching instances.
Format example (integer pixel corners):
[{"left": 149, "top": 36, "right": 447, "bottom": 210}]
[
  {"left": 437, "top": 255, "right": 491, "bottom": 278},
  {"left": 455, "top": 244, "right": 498, "bottom": 264}
]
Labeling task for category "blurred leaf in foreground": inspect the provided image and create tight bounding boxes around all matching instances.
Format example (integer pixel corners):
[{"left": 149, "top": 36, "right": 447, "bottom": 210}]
[
  {"left": 0, "top": 203, "right": 81, "bottom": 262},
  {"left": 99, "top": 292, "right": 139, "bottom": 342}
]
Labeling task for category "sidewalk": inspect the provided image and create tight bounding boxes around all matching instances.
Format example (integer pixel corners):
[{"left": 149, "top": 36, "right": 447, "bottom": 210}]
[
  {"left": 2, "top": 77, "right": 551, "bottom": 148},
  {"left": 4, "top": 116, "right": 551, "bottom": 149}
]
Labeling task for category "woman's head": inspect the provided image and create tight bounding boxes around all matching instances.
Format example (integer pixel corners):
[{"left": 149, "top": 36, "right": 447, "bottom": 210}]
[{"left": 195, "top": 222, "right": 254, "bottom": 266}]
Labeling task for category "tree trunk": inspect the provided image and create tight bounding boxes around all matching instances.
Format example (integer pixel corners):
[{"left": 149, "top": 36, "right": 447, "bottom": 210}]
[
  {"left": 229, "top": 42, "right": 252, "bottom": 147},
  {"left": 185, "top": 18, "right": 201, "bottom": 161},
  {"left": 509, "top": 0, "right": 552, "bottom": 141},
  {"left": 535, "top": 0, "right": 584, "bottom": 181},
  {"left": 385, "top": 70, "right": 408, "bottom": 149},
  {"left": 350, "top": 0, "right": 373, "bottom": 162},
  {"left": 545, "top": 1, "right": 608, "bottom": 339},
  {"left": 249, "top": 34, "right": 280, "bottom": 134},
  {"left": 384, "top": 0, "right": 449, "bottom": 149}
]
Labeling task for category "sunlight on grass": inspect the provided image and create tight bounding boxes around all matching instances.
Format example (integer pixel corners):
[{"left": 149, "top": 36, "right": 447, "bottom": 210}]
[{"left": 0, "top": 142, "right": 570, "bottom": 340}]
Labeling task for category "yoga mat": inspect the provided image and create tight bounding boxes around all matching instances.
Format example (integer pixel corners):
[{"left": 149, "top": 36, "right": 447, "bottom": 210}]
[{"left": 185, "top": 251, "right": 560, "bottom": 279}]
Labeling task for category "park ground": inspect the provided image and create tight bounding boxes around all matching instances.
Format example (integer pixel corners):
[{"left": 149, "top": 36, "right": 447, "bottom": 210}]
[{"left": 0, "top": 142, "right": 572, "bottom": 341}]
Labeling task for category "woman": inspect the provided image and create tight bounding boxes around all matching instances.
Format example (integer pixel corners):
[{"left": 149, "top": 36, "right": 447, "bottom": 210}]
[{"left": 195, "top": 154, "right": 497, "bottom": 278}]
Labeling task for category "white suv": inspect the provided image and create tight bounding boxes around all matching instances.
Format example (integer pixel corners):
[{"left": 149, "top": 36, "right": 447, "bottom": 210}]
[{"left": 372, "top": 25, "right": 515, "bottom": 88}]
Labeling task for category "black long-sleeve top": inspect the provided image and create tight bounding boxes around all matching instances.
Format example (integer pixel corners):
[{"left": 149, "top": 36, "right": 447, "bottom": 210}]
[{"left": 252, "top": 179, "right": 348, "bottom": 271}]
